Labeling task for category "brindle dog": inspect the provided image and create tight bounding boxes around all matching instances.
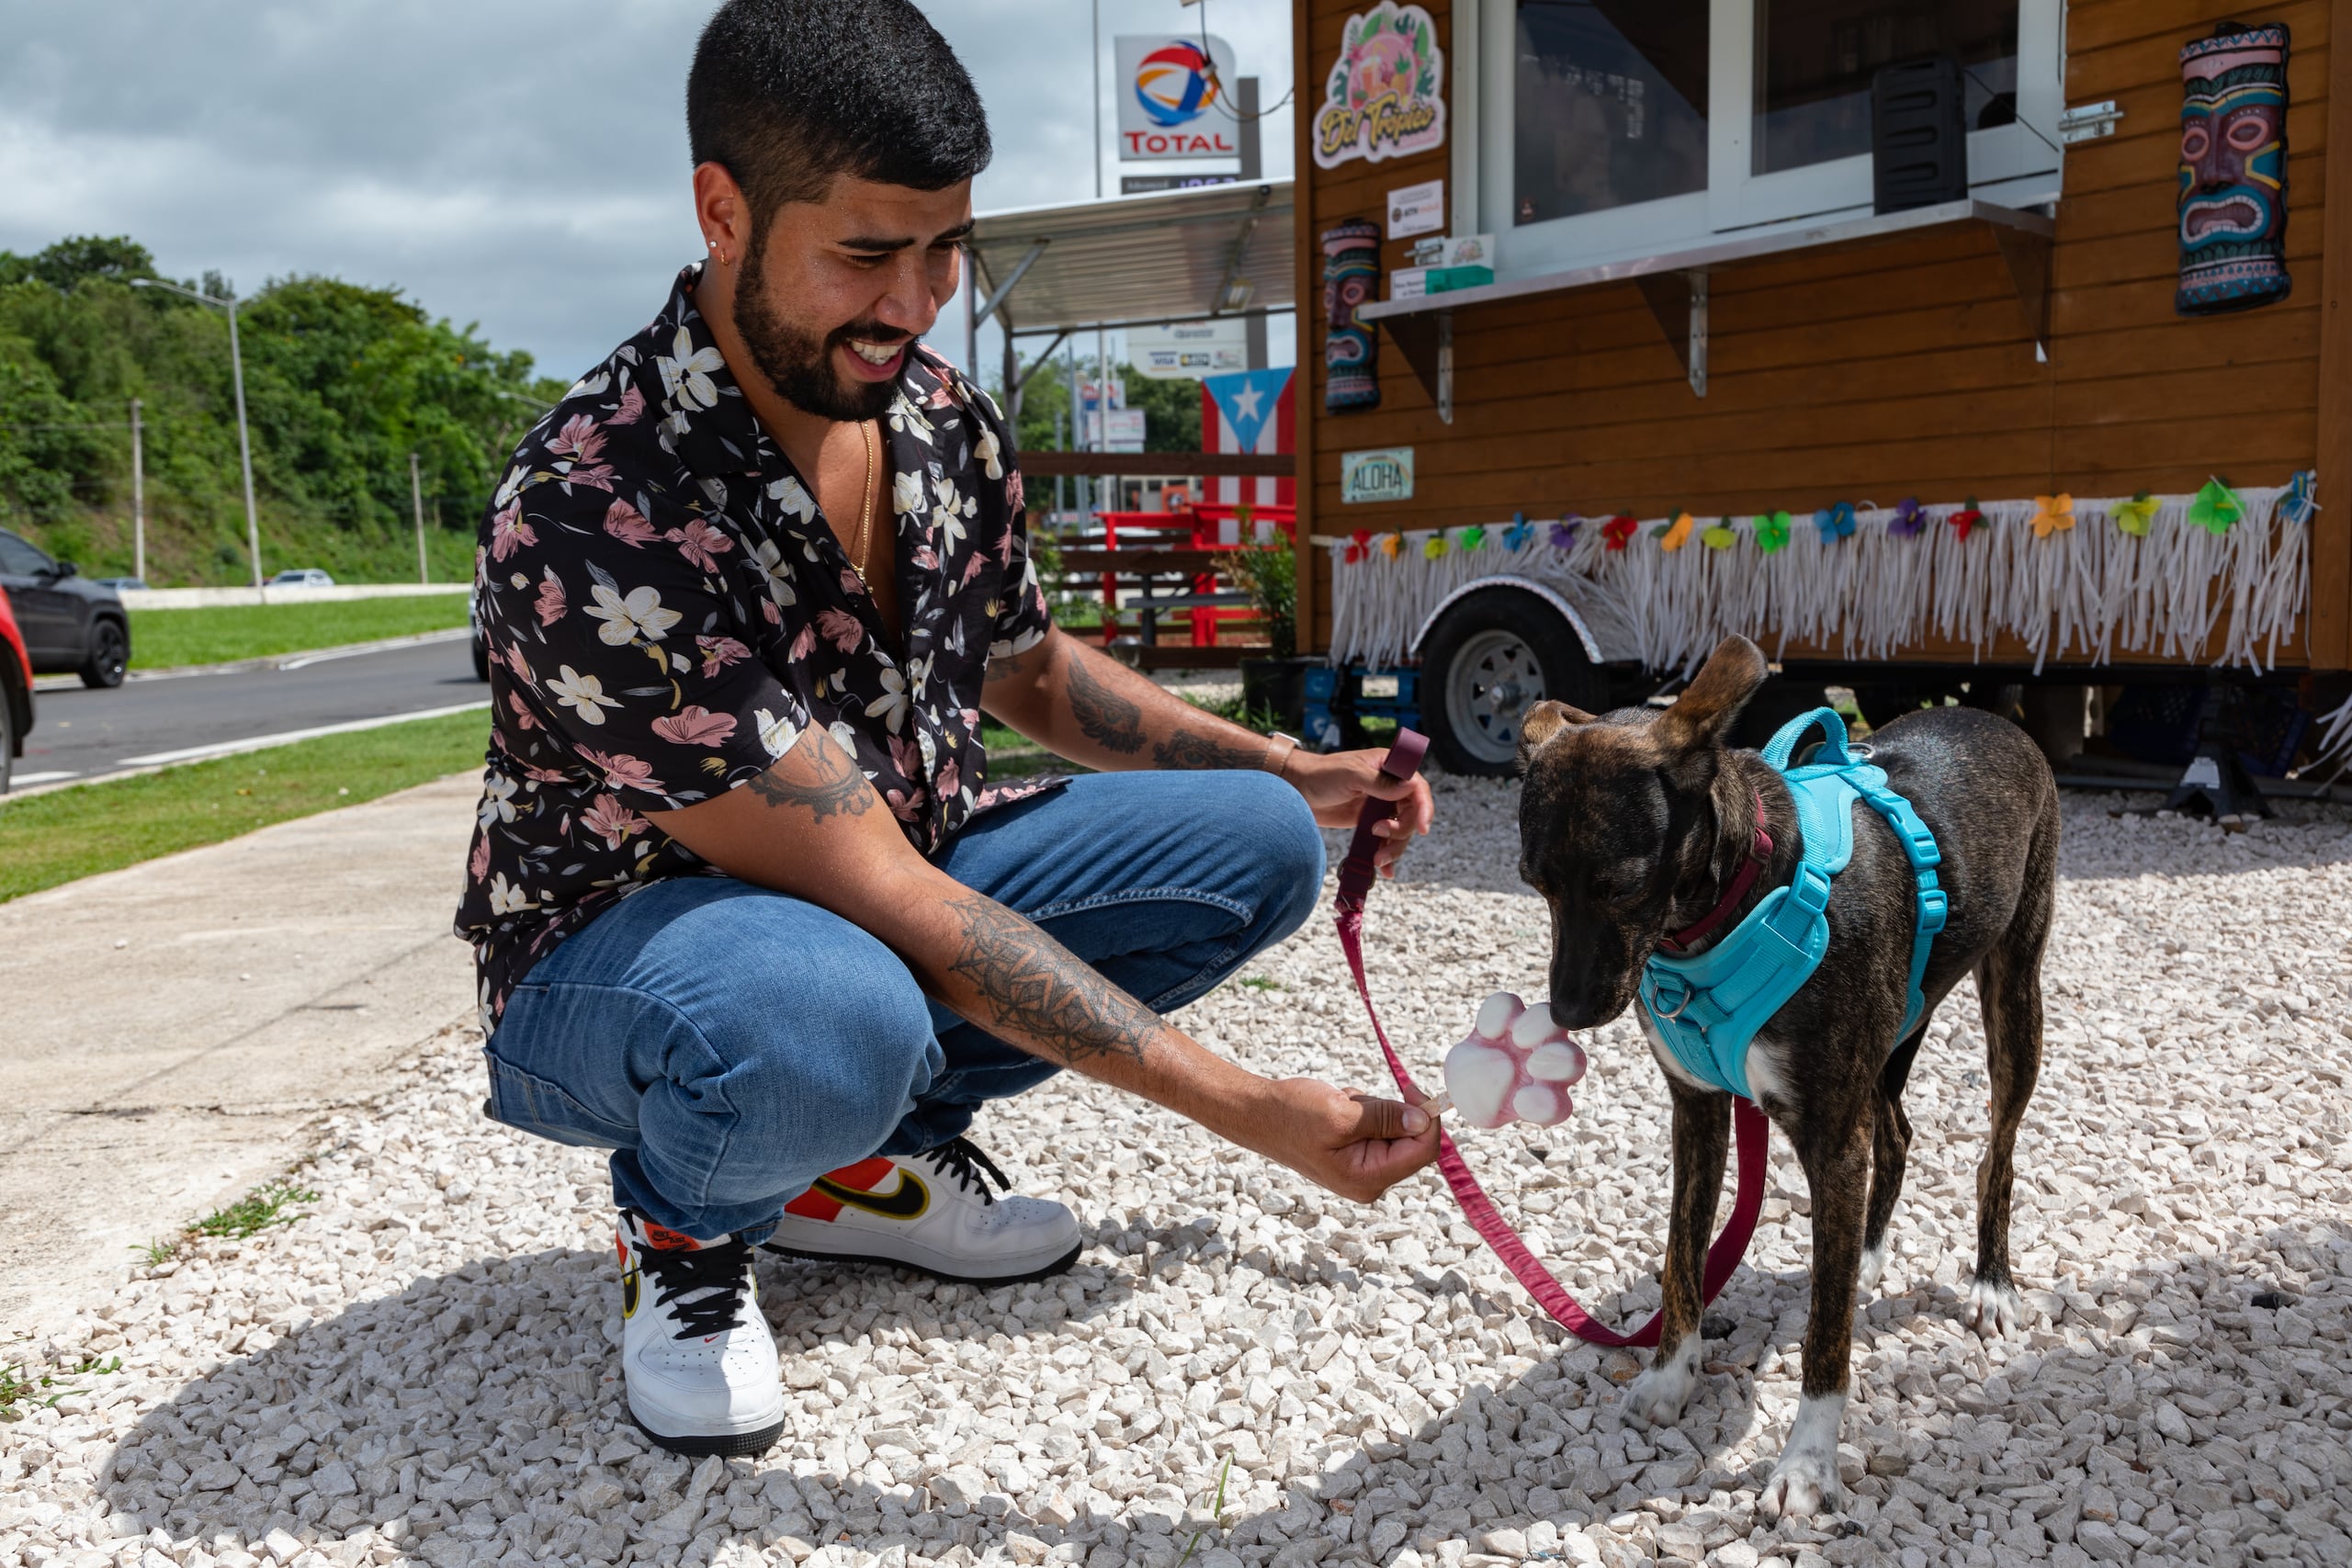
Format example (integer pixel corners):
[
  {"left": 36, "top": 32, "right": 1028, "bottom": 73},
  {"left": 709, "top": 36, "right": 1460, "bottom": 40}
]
[{"left": 1515, "top": 635, "right": 2057, "bottom": 1518}]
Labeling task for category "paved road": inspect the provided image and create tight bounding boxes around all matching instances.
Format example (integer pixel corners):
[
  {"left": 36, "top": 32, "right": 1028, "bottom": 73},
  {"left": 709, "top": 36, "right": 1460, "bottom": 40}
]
[{"left": 14, "top": 635, "right": 488, "bottom": 786}]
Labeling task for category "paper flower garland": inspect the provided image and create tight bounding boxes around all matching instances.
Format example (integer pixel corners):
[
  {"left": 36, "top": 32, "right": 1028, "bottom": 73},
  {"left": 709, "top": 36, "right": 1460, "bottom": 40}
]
[
  {"left": 1502, "top": 519, "right": 1533, "bottom": 550},
  {"left": 1549, "top": 517, "right": 1581, "bottom": 550},
  {"left": 1601, "top": 514, "right": 1639, "bottom": 551},
  {"left": 1702, "top": 520, "right": 1737, "bottom": 549},
  {"left": 1756, "top": 511, "right": 1792, "bottom": 553},
  {"left": 1814, "top": 502, "right": 1857, "bottom": 543},
  {"left": 1423, "top": 535, "right": 1449, "bottom": 558},
  {"left": 1659, "top": 512, "right": 1694, "bottom": 552},
  {"left": 1888, "top": 497, "right": 1928, "bottom": 538},
  {"left": 1948, "top": 500, "right": 1984, "bottom": 541},
  {"left": 2030, "top": 493, "right": 2075, "bottom": 539},
  {"left": 2112, "top": 494, "right": 2159, "bottom": 536},
  {"left": 1379, "top": 532, "right": 1402, "bottom": 558},
  {"left": 1343, "top": 528, "right": 1374, "bottom": 563},
  {"left": 2188, "top": 478, "right": 2243, "bottom": 534},
  {"left": 1459, "top": 525, "right": 1486, "bottom": 551}
]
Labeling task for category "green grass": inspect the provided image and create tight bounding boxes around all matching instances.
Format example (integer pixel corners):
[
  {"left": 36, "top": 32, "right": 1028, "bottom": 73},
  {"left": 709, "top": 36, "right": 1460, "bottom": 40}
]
[
  {"left": 190, "top": 1179, "right": 319, "bottom": 1240},
  {"left": 0, "top": 707, "right": 490, "bottom": 902},
  {"left": 0, "top": 1355, "right": 121, "bottom": 1423},
  {"left": 129, "top": 594, "right": 472, "bottom": 670}
]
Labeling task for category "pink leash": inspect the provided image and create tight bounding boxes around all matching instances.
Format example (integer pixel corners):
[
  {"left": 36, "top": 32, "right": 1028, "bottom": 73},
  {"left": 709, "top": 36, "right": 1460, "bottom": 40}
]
[{"left": 1334, "top": 729, "right": 1770, "bottom": 1348}]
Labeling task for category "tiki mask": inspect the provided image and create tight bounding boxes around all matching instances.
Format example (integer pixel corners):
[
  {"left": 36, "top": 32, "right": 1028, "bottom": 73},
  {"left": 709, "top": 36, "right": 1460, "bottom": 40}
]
[
  {"left": 1322, "top": 219, "right": 1382, "bottom": 412},
  {"left": 2177, "top": 21, "right": 2290, "bottom": 315}
]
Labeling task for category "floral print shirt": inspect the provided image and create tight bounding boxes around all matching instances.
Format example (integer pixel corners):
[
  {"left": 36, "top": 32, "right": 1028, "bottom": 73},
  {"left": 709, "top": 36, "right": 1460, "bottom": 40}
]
[{"left": 455, "top": 264, "right": 1056, "bottom": 1030}]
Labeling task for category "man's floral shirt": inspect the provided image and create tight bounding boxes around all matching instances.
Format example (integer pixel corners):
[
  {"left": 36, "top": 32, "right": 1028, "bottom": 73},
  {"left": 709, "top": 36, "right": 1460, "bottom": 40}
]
[{"left": 455, "top": 264, "right": 1055, "bottom": 1029}]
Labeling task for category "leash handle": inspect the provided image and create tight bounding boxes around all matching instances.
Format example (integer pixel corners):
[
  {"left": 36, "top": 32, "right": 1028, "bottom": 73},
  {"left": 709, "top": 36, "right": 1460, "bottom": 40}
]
[{"left": 1334, "top": 727, "right": 1767, "bottom": 1349}]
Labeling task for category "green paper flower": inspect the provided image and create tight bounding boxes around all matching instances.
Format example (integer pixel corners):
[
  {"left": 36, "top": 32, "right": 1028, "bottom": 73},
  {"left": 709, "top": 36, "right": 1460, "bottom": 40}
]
[
  {"left": 2188, "top": 478, "right": 2243, "bottom": 535},
  {"left": 1702, "top": 523, "right": 1737, "bottom": 549},
  {"left": 1755, "top": 511, "right": 1792, "bottom": 554},
  {"left": 1459, "top": 525, "right": 1486, "bottom": 550}
]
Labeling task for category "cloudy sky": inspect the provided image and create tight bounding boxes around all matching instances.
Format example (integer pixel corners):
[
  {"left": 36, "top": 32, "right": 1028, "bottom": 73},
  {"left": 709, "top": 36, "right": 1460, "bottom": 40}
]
[{"left": 0, "top": 0, "right": 1296, "bottom": 383}]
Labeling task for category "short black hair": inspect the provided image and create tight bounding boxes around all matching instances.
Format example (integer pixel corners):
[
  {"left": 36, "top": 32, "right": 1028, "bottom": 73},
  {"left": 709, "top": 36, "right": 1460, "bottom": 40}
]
[{"left": 687, "top": 0, "right": 990, "bottom": 222}]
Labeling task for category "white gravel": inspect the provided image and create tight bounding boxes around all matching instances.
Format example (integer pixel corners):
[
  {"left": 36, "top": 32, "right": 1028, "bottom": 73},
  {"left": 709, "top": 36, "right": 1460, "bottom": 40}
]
[{"left": 6, "top": 783, "right": 2350, "bottom": 1568}]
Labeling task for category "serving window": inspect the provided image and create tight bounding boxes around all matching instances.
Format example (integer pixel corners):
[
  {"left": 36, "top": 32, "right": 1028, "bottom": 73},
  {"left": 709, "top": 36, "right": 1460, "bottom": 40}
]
[{"left": 1473, "top": 0, "right": 2061, "bottom": 277}]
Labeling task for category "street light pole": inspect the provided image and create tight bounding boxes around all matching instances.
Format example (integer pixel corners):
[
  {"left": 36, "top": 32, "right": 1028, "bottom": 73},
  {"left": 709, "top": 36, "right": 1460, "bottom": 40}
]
[
  {"left": 410, "top": 452, "right": 428, "bottom": 585},
  {"left": 131, "top": 277, "right": 263, "bottom": 589},
  {"left": 1091, "top": 0, "right": 1102, "bottom": 199},
  {"left": 129, "top": 398, "right": 146, "bottom": 584}
]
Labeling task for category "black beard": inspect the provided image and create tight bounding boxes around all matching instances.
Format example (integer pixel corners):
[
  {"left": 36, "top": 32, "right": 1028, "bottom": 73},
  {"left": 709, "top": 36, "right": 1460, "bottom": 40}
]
[{"left": 731, "top": 260, "right": 907, "bottom": 423}]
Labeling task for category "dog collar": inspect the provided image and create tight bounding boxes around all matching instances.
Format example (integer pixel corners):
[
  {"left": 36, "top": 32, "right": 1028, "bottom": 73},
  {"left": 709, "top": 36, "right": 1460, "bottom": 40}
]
[{"left": 1657, "top": 792, "right": 1773, "bottom": 956}]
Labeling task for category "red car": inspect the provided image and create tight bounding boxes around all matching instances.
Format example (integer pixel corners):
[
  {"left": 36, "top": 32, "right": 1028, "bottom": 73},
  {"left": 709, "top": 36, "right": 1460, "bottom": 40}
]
[{"left": 0, "top": 581, "right": 32, "bottom": 794}]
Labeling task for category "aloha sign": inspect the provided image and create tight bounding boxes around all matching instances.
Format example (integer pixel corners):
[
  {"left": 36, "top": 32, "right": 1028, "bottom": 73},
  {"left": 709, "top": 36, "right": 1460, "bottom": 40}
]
[{"left": 1314, "top": 3, "right": 1446, "bottom": 170}]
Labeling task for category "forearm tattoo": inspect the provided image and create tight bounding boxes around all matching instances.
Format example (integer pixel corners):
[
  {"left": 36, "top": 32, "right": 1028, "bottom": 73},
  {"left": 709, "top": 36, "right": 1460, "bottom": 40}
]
[
  {"left": 1065, "top": 653, "right": 1147, "bottom": 755},
  {"left": 745, "top": 739, "right": 874, "bottom": 822},
  {"left": 1151, "top": 729, "right": 1265, "bottom": 770},
  {"left": 943, "top": 893, "right": 1155, "bottom": 1066}
]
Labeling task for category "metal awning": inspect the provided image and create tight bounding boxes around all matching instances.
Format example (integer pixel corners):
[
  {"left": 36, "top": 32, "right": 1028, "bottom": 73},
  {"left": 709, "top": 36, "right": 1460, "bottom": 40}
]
[{"left": 967, "top": 180, "right": 1295, "bottom": 338}]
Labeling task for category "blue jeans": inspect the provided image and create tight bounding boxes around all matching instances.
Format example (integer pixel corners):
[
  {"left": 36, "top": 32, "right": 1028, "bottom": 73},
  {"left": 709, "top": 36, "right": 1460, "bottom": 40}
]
[{"left": 483, "top": 770, "right": 1325, "bottom": 1240}]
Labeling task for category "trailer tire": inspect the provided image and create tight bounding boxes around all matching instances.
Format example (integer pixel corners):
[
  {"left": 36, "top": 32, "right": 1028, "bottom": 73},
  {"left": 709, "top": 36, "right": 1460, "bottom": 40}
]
[{"left": 1419, "top": 588, "right": 1607, "bottom": 776}]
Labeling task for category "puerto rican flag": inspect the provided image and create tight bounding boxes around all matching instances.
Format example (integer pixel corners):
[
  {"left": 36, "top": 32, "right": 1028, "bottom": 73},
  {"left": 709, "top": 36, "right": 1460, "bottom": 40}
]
[{"left": 1200, "top": 368, "right": 1295, "bottom": 512}]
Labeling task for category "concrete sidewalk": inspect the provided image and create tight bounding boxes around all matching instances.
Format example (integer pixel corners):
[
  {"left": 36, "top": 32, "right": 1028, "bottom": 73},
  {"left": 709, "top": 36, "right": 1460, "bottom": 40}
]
[{"left": 0, "top": 774, "right": 479, "bottom": 1337}]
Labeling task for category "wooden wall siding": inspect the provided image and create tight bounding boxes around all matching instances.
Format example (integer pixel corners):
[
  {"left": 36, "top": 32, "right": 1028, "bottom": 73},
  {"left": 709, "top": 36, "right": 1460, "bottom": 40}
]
[
  {"left": 1294, "top": 0, "right": 2347, "bottom": 667},
  {"left": 2318, "top": 0, "right": 2352, "bottom": 669}
]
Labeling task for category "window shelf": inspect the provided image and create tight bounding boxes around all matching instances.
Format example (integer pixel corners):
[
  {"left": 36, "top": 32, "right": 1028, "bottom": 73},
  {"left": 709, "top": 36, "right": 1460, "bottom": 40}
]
[{"left": 1354, "top": 198, "right": 2054, "bottom": 421}]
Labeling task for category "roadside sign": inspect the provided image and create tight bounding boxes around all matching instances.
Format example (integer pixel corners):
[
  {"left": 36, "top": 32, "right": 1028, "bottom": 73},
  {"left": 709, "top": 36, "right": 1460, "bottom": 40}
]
[
  {"left": 1128, "top": 319, "right": 1249, "bottom": 379},
  {"left": 1122, "top": 173, "right": 1240, "bottom": 195},
  {"left": 1340, "top": 446, "right": 1414, "bottom": 504},
  {"left": 1084, "top": 409, "right": 1148, "bottom": 452},
  {"left": 1116, "top": 34, "right": 1242, "bottom": 160}
]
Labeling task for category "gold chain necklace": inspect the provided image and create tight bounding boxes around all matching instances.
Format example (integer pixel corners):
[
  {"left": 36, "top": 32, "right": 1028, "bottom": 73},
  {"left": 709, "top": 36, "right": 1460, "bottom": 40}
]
[{"left": 848, "top": 419, "right": 878, "bottom": 585}]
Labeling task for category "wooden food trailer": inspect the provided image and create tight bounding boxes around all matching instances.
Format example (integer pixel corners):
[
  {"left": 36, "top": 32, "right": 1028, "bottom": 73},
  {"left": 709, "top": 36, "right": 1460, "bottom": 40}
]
[{"left": 1283, "top": 0, "right": 2351, "bottom": 791}]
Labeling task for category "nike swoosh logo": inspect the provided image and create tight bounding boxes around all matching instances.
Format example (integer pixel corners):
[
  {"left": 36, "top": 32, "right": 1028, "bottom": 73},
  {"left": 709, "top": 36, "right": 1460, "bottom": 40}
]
[{"left": 812, "top": 1169, "right": 928, "bottom": 1220}]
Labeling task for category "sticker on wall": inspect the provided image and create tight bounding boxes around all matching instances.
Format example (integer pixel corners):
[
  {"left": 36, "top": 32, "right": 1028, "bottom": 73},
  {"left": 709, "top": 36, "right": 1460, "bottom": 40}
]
[
  {"left": 2177, "top": 20, "right": 2291, "bottom": 315},
  {"left": 1340, "top": 447, "right": 1415, "bottom": 505},
  {"left": 1386, "top": 176, "right": 1444, "bottom": 239},
  {"left": 1314, "top": 3, "right": 1446, "bottom": 169}
]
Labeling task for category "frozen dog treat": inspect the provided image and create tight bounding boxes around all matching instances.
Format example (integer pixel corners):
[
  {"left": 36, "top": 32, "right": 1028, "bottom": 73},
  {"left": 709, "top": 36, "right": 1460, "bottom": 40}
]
[{"left": 1439, "top": 992, "right": 1586, "bottom": 1129}]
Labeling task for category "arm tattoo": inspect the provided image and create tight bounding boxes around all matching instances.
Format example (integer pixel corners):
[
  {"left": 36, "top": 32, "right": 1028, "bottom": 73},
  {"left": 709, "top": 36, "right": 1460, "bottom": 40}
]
[
  {"left": 1065, "top": 652, "right": 1147, "bottom": 754},
  {"left": 943, "top": 893, "right": 1156, "bottom": 1066},
  {"left": 745, "top": 739, "right": 875, "bottom": 822},
  {"left": 1151, "top": 729, "right": 1266, "bottom": 770}
]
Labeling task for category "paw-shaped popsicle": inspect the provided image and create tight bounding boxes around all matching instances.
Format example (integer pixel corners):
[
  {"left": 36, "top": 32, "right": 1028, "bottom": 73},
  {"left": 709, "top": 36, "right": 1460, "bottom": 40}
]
[{"left": 1440, "top": 992, "right": 1587, "bottom": 1129}]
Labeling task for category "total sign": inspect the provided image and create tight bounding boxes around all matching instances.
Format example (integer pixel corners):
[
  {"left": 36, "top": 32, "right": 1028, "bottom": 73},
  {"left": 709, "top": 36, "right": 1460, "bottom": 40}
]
[{"left": 1114, "top": 34, "right": 1241, "bottom": 160}]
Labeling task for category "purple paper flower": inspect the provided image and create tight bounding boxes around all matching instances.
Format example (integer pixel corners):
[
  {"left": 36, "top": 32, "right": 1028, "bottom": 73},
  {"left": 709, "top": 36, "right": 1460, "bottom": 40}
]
[
  {"left": 1888, "top": 497, "right": 1927, "bottom": 538},
  {"left": 1548, "top": 515, "right": 1583, "bottom": 550}
]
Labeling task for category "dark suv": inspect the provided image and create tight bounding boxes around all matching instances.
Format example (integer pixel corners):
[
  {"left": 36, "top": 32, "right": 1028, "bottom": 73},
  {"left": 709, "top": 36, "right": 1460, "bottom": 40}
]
[{"left": 0, "top": 527, "right": 131, "bottom": 688}]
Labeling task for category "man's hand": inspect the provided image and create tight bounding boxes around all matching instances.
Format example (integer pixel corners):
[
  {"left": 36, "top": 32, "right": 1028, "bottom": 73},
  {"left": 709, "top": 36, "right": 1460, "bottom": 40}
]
[
  {"left": 1285, "top": 750, "right": 1435, "bottom": 876},
  {"left": 1221, "top": 1077, "right": 1440, "bottom": 1202}
]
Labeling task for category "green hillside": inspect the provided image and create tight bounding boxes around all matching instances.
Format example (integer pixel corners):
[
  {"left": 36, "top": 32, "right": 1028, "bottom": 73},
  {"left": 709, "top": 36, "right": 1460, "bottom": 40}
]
[{"left": 0, "top": 236, "right": 566, "bottom": 586}]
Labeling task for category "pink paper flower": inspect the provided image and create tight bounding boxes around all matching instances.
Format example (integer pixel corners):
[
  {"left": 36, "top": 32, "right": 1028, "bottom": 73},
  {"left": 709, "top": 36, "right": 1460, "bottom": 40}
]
[
  {"left": 604, "top": 499, "right": 659, "bottom": 547},
  {"left": 818, "top": 607, "right": 864, "bottom": 652},
  {"left": 577, "top": 748, "right": 662, "bottom": 794},
  {"left": 489, "top": 502, "right": 537, "bottom": 562},
  {"left": 666, "top": 519, "right": 733, "bottom": 572},
  {"left": 548, "top": 413, "right": 606, "bottom": 464},
  {"left": 651, "top": 705, "right": 738, "bottom": 746},
  {"left": 581, "top": 793, "right": 650, "bottom": 851},
  {"left": 696, "top": 635, "right": 752, "bottom": 677}
]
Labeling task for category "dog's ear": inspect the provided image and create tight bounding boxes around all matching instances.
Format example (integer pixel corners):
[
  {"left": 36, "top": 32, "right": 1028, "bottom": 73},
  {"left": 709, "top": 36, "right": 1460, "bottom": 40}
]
[
  {"left": 1656, "top": 636, "right": 1768, "bottom": 756},
  {"left": 1518, "top": 699, "right": 1594, "bottom": 767}
]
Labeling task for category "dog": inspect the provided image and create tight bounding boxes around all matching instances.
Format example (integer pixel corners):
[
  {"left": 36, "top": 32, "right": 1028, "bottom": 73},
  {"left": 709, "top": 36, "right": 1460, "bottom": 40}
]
[{"left": 1514, "top": 634, "right": 2057, "bottom": 1519}]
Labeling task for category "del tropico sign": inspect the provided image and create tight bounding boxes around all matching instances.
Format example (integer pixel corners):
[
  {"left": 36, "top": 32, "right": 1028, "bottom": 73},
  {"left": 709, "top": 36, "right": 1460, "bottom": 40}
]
[
  {"left": 1114, "top": 34, "right": 1241, "bottom": 161},
  {"left": 1314, "top": 3, "right": 1446, "bottom": 169}
]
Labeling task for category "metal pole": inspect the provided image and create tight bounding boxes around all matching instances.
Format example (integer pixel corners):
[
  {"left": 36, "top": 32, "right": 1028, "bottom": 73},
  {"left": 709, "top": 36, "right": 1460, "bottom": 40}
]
[
  {"left": 963, "top": 261, "right": 978, "bottom": 378},
  {"left": 1091, "top": 0, "right": 1103, "bottom": 200},
  {"left": 1065, "top": 344, "right": 1081, "bottom": 526},
  {"left": 224, "top": 295, "right": 263, "bottom": 590},
  {"left": 129, "top": 398, "right": 145, "bottom": 584},
  {"left": 1238, "top": 77, "right": 1269, "bottom": 373},
  {"left": 410, "top": 451, "right": 428, "bottom": 584},
  {"left": 1095, "top": 324, "right": 1109, "bottom": 513}
]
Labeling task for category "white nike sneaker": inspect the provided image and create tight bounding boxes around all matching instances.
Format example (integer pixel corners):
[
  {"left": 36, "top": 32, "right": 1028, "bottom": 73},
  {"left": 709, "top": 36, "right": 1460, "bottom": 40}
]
[
  {"left": 616, "top": 1212, "right": 786, "bottom": 1457},
  {"left": 761, "top": 1136, "right": 1082, "bottom": 1285}
]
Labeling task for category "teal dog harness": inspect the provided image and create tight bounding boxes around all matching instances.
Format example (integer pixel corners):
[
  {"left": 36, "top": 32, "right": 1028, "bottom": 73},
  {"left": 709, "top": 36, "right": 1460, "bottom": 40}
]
[{"left": 1637, "top": 707, "right": 1948, "bottom": 1101}]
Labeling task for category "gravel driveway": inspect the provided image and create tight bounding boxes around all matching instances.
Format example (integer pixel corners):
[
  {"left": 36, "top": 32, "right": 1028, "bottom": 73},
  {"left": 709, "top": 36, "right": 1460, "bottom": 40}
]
[{"left": 6, "top": 783, "right": 2348, "bottom": 1568}]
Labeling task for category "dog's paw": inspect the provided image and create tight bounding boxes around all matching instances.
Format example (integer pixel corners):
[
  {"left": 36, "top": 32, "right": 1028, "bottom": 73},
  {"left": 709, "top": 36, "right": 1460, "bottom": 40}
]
[
  {"left": 1962, "top": 1277, "right": 2023, "bottom": 1338},
  {"left": 1758, "top": 1393, "right": 1847, "bottom": 1521},
  {"left": 1855, "top": 1241, "right": 1888, "bottom": 1302},
  {"left": 1623, "top": 1345, "right": 1697, "bottom": 1429},
  {"left": 1758, "top": 1452, "right": 1839, "bottom": 1522}
]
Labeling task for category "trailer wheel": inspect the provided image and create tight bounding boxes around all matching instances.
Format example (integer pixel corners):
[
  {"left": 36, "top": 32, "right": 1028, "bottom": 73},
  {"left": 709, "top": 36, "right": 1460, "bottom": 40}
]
[{"left": 1419, "top": 588, "right": 1607, "bottom": 775}]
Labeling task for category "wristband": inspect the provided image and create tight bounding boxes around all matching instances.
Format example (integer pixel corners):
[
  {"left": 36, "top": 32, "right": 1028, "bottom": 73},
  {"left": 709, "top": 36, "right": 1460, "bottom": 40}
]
[{"left": 1262, "top": 731, "right": 1299, "bottom": 779}]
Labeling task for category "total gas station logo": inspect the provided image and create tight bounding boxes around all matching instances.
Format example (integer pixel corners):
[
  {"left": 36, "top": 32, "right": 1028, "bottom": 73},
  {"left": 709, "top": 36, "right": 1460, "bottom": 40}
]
[{"left": 1115, "top": 35, "right": 1239, "bottom": 160}]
